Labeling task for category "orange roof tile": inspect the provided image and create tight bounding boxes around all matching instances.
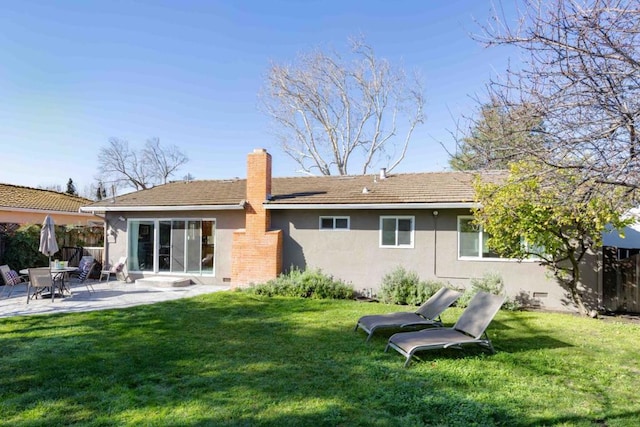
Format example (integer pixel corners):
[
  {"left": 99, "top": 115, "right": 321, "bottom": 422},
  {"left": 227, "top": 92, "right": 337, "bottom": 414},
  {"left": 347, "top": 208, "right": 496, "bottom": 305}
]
[{"left": 0, "top": 183, "right": 93, "bottom": 213}]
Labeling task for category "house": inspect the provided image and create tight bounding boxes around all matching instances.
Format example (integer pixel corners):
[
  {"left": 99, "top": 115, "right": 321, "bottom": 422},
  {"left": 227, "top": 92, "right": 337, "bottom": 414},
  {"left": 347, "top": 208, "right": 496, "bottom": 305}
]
[
  {"left": 0, "top": 183, "right": 101, "bottom": 226},
  {"left": 80, "top": 148, "right": 601, "bottom": 312},
  {"left": 604, "top": 208, "right": 640, "bottom": 249}
]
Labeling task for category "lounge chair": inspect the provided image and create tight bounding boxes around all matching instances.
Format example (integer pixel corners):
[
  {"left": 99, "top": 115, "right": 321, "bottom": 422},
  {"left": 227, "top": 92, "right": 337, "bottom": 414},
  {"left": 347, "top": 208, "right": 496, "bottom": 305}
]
[
  {"left": 385, "top": 291, "right": 505, "bottom": 367},
  {"left": 354, "top": 287, "right": 462, "bottom": 342}
]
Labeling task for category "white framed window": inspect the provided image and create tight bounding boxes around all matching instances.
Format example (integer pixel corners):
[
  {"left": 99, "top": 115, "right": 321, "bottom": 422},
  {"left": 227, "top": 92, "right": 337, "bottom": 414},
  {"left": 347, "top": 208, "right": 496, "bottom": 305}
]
[
  {"left": 380, "top": 216, "right": 414, "bottom": 248},
  {"left": 458, "top": 216, "right": 501, "bottom": 259},
  {"left": 319, "top": 216, "right": 350, "bottom": 230},
  {"left": 457, "top": 216, "right": 543, "bottom": 260}
]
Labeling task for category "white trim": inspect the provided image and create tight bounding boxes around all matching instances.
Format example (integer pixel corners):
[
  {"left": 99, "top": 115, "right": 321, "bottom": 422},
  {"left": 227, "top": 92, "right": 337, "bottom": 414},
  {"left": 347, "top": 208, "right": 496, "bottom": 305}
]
[
  {"left": 82, "top": 202, "right": 476, "bottom": 213},
  {"left": 80, "top": 204, "right": 244, "bottom": 213},
  {"left": 0, "top": 206, "right": 97, "bottom": 216},
  {"left": 265, "top": 202, "right": 477, "bottom": 210},
  {"left": 379, "top": 215, "right": 415, "bottom": 248}
]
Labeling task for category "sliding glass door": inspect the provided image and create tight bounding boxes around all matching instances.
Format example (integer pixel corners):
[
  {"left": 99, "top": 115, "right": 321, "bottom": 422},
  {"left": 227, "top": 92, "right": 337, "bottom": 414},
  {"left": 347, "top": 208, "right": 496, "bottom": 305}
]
[
  {"left": 171, "top": 221, "right": 186, "bottom": 272},
  {"left": 201, "top": 221, "right": 214, "bottom": 274},
  {"left": 128, "top": 220, "right": 155, "bottom": 271},
  {"left": 127, "top": 219, "right": 215, "bottom": 275}
]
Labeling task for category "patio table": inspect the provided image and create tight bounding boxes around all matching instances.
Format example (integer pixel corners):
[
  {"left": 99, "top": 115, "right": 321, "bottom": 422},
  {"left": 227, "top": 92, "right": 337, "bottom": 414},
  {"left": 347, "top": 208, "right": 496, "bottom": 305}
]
[{"left": 20, "top": 267, "right": 79, "bottom": 297}]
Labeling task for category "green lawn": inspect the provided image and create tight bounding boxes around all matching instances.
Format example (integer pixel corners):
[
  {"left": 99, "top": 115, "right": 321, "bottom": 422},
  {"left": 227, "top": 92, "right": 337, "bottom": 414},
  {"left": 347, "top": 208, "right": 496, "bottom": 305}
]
[{"left": 1, "top": 291, "right": 639, "bottom": 426}]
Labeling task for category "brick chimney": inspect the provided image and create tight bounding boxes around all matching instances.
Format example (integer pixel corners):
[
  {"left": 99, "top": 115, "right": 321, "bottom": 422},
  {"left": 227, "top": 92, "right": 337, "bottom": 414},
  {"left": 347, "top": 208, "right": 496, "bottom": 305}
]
[
  {"left": 246, "top": 148, "right": 272, "bottom": 236},
  {"left": 231, "top": 149, "right": 283, "bottom": 286}
]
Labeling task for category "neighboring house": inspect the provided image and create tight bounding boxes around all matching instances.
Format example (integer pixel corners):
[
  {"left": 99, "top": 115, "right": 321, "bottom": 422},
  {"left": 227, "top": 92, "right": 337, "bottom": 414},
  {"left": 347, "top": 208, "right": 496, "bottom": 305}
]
[
  {"left": 81, "top": 149, "right": 600, "bottom": 312},
  {"left": 603, "top": 208, "right": 640, "bottom": 249},
  {"left": 0, "top": 183, "right": 101, "bottom": 226}
]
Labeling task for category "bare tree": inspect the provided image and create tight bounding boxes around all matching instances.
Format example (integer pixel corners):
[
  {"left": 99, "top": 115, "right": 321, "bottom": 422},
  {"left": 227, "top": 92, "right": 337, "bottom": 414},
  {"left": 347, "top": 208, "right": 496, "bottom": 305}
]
[
  {"left": 37, "top": 184, "right": 62, "bottom": 192},
  {"left": 260, "top": 37, "right": 425, "bottom": 176},
  {"left": 475, "top": 0, "right": 640, "bottom": 199},
  {"left": 97, "top": 137, "right": 188, "bottom": 191},
  {"left": 143, "top": 137, "right": 189, "bottom": 185},
  {"left": 98, "top": 138, "right": 149, "bottom": 191}
]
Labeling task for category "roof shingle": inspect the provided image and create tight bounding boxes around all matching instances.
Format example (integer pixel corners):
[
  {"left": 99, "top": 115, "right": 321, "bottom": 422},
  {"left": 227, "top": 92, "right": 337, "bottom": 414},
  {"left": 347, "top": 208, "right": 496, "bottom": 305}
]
[{"left": 83, "top": 171, "right": 506, "bottom": 209}]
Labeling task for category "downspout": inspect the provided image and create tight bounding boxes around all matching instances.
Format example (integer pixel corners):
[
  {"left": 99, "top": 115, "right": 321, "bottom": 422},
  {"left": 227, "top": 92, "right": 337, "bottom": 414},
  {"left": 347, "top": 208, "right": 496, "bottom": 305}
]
[
  {"left": 101, "top": 213, "right": 108, "bottom": 267},
  {"left": 433, "top": 210, "right": 438, "bottom": 277}
]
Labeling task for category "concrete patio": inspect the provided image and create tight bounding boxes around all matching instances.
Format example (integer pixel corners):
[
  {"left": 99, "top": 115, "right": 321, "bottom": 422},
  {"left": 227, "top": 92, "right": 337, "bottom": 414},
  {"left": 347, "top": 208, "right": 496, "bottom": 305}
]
[{"left": 0, "top": 278, "right": 230, "bottom": 318}]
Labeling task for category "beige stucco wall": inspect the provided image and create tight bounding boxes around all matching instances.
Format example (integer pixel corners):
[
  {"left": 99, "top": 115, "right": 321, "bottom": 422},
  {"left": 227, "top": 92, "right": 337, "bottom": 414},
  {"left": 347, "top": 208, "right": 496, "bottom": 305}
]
[
  {"left": 102, "top": 206, "right": 602, "bottom": 312},
  {"left": 103, "top": 210, "right": 244, "bottom": 285},
  {"left": 271, "top": 208, "right": 600, "bottom": 312},
  {"left": 0, "top": 210, "right": 101, "bottom": 226}
]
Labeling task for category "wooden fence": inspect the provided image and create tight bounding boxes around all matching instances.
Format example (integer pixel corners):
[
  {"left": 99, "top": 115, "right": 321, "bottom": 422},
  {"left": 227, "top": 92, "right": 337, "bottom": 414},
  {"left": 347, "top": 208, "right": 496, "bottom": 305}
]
[
  {"left": 60, "top": 246, "right": 104, "bottom": 266},
  {"left": 603, "top": 247, "right": 640, "bottom": 313},
  {"left": 0, "top": 223, "right": 103, "bottom": 266}
]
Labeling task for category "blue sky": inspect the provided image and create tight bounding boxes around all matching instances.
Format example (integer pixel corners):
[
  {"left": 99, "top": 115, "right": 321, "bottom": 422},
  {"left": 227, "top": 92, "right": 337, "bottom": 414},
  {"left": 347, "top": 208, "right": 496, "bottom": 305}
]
[{"left": 0, "top": 0, "right": 518, "bottom": 196}]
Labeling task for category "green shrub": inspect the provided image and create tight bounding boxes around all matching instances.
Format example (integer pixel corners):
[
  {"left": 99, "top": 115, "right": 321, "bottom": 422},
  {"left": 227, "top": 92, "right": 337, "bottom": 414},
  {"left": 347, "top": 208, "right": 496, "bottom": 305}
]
[
  {"left": 246, "top": 267, "right": 354, "bottom": 300},
  {"left": 457, "top": 272, "right": 521, "bottom": 310},
  {"left": 378, "top": 266, "right": 447, "bottom": 305},
  {"left": 2, "top": 225, "right": 50, "bottom": 271}
]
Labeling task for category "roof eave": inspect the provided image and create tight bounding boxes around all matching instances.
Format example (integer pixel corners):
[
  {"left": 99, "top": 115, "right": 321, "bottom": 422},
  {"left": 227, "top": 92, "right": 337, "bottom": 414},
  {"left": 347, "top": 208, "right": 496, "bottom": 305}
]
[
  {"left": 264, "top": 202, "right": 478, "bottom": 210},
  {"left": 80, "top": 204, "right": 245, "bottom": 213},
  {"left": 0, "top": 206, "right": 97, "bottom": 216}
]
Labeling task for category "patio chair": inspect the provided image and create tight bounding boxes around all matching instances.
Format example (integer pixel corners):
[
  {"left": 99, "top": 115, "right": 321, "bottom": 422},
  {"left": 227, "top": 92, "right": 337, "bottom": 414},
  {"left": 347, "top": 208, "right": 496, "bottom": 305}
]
[
  {"left": 100, "top": 257, "right": 127, "bottom": 282},
  {"left": 73, "top": 260, "right": 97, "bottom": 293},
  {"left": 27, "top": 267, "right": 60, "bottom": 303},
  {"left": 0, "top": 265, "right": 29, "bottom": 298},
  {"left": 385, "top": 291, "right": 506, "bottom": 367},
  {"left": 71, "top": 256, "right": 94, "bottom": 276},
  {"left": 67, "top": 256, "right": 93, "bottom": 284},
  {"left": 354, "top": 287, "right": 462, "bottom": 342}
]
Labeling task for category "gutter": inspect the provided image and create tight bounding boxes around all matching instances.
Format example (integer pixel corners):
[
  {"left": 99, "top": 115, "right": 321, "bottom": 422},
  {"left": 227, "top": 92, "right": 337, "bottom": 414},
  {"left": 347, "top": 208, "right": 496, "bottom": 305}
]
[
  {"left": 80, "top": 203, "right": 246, "bottom": 214},
  {"left": 0, "top": 206, "right": 97, "bottom": 216},
  {"left": 79, "top": 201, "right": 477, "bottom": 213},
  {"left": 264, "top": 202, "right": 478, "bottom": 210}
]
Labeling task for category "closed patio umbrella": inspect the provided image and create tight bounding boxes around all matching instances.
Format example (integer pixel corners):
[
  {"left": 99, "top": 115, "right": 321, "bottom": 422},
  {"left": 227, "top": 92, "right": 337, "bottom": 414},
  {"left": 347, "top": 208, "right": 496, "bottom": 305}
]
[{"left": 39, "top": 215, "right": 59, "bottom": 265}]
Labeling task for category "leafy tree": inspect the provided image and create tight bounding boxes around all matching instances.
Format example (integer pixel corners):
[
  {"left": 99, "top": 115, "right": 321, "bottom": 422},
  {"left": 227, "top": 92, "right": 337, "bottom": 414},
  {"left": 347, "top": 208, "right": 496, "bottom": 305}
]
[
  {"left": 66, "top": 178, "right": 77, "bottom": 196},
  {"left": 473, "top": 161, "right": 630, "bottom": 315},
  {"left": 260, "top": 37, "right": 425, "bottom": 176},
  {"left": 450, "top": 101, "right": 544, "bottom": 170},
  {"left": 476, "top": 0, "right": 640, "bottom": 197},
  {"left": 97, "top": 137, "right": 188, "bottom": 191}
]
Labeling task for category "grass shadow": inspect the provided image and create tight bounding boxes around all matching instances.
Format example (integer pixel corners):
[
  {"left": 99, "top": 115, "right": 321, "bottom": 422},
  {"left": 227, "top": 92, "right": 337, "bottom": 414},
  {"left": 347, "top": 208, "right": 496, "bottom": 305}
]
[{"left": 0, "top": 292, "right": 639, "bottom": 426}]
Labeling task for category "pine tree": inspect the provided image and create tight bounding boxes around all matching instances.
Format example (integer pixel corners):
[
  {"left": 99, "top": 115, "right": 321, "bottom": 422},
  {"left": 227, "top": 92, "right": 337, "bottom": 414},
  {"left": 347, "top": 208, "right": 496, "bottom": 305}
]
[{"left": 66, "top": 178, "right": 77, "bottom": 196}]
